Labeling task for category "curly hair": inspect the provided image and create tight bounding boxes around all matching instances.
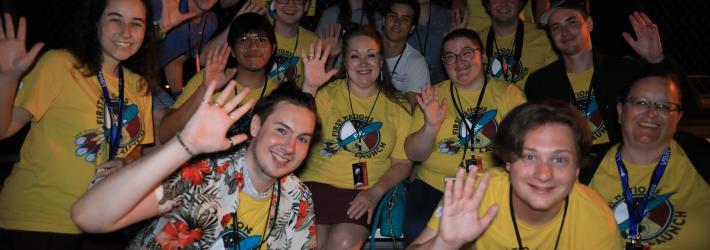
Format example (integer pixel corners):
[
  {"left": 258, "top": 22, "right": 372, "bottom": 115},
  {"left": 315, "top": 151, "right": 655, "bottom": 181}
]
[{"left": 67, "top": 0, "right": 159, "bottom": 94}]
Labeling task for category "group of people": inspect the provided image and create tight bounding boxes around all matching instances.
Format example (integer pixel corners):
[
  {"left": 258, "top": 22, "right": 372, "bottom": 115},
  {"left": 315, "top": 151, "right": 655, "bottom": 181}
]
[{"left": 0, "top": 0, "right": 708, "bottom": 250}]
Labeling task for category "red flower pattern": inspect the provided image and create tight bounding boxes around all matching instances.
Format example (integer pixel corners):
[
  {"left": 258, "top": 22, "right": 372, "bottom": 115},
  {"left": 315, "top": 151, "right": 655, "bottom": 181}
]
[
  {"left": 295, "top": 199, "right": 309, "bottom": 227},
  {"left": 155, "top": 221, "right": 203, "bottom": 250},
  {"left": 180, "top": 160, "right": 210, "bottom": 185},
  {"left": 233, "top": 172, "right": 244, "bottom": 189}
]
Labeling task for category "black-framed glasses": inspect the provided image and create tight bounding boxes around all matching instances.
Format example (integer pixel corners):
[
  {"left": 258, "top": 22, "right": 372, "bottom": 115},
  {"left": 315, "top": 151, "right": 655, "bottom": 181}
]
[
  {"left": 441, "top": 48, "right": 482, "bottom": 65},
  {"left": 275, "top": 0, "right": 307, "bottom": 5},
  {"left": 620, "top": 97, "right": 682, "bottom": 113},
  {"left": 237, "top": 35, "right": 269, "bottom": 47}
]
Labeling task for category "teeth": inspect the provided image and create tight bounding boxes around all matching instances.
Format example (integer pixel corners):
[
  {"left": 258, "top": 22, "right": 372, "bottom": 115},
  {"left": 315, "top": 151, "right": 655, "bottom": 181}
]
[
  {"left": 113, "top": 41, "right": 130, "bottom": 47},
  {"left": 273, "top": 153, "right": 289, "bottom": 163},
  {"left": 639, "top": 122, "right": 659, "bottom": 128}
]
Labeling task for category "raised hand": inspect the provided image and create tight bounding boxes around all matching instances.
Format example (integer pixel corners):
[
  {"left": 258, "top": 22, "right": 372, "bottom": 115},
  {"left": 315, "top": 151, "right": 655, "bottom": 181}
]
[
  {"left": 417, "top": 85, "right": 447, "bottom": 130},
  {"left": 301, "top": 40, "right": 338, "bottom": 96},
  {"left": 437, "top": 168, "right": 497, "bottom": 249},
  {"left": 159, "top": 0, "right": 198, "bottom": 33},
  {"left": 449, "top": 8, "right": 467, "bottom": 32},
  {"left": 236, "top": 0, "right": 267, "bottom": 17},
  {"left": 347, "top": 188, "right": 380, "bottom": 224},
  {"left": 319, "top": 23, "right": 342, "bottom": 58},
  {"left": 0, "top": 13, "right": 44, "bottom": 82},
  {"left": 623, "top": 12, "right": 664, "bottom": 63},
  {"left": 204, "top": 43, "right": 237, "bottom": 91},
  {"left": 180, "top": 80, "right": 255, "bottom": 155}
]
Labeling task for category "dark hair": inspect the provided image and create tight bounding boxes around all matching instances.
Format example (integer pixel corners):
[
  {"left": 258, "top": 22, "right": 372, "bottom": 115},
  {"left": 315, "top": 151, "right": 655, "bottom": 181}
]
[
  {"left": 482, "top": 0, "right": 529, "bottom": 14},
  {"left": 67, "top": 0, "right": 159, "bottom": 94},
  {"left": 338, "top": 0, "right": 378, "bottom": 31},
  {"left": 384, "top": 0, "right": 420, "bottom": 26},
  {"left": 495, "top": 100, "right": 592, "bottom": 168},
  {"left": 227, "top": 12, "right": 277, "bottom": 72},
  {"left": 619, "top": 68, "right": 684, "bottom": 111},
  {"left": 252, "top": 82, "right": 321, "bottom": 143},
  {"left": 441, "top": 28, "right": 485, "bottom": 56},
  {"left": 341, "top": 25, "right": 410, "bottom": 113}
]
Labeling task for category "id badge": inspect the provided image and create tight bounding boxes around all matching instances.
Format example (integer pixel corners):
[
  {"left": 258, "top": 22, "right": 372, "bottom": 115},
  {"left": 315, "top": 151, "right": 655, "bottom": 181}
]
[
  {"left": 462, "top": 155, "right": 483, "bottom": 172},
  {"left": 625, "top": 241, "right": 650, "bottom": 250},
  {"left": 352, "top": 161, "right": 369, "bottom": 188}
]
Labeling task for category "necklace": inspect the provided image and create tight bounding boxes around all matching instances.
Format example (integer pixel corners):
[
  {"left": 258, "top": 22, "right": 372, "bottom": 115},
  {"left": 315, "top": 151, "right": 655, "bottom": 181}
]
[{"left": 509, "top": 187, "right": 568, "bottom": 250}]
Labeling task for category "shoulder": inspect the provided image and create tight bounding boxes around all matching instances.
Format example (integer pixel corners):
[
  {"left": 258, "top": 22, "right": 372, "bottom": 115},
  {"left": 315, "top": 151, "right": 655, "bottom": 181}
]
[
  {"left": 404, "top": 44, "right": 427, "bottom": 62},
  {"left": 522, "top": 22, "right": 548, "bottom": 40},
  {"left": 36, "top": 49, "right": 78, "bottom": 68},
  {"left": 299, "top": 27, "right": 319, "bottom": 41},
  {"left": 571, "top": 183, "right": 614, "bottom": 217}
]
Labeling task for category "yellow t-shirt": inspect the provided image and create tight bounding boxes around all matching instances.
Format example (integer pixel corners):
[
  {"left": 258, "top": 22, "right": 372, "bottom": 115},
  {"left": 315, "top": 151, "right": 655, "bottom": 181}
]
[
  {"left": 259, "top": 0, "right": 317, "bottom": 17},
  {"left": 174, "top": 71, "right": 279, "bottom": 109},
  {"left": 427, "top": 169, "right": 623, "bottom": 250},
  {"left": 222, "top": 191, "right": 272, "bottom": 250},
  {"left": 478, "top": 22, "right": 558, "bottom": 90},
  {"left": 411, "top": 80, "right": 525, "bottom": 192},
  {"left": 0, "top": 50, "right": 154, "bottom": 234},
  {"left": 568, "top": 68, "right": 610, "bottom": 145},
  {"left": 268, "top": 27, "right": 319, "bottom": 86},
  {"left": 589, "top": 142, "right": 710, "bottom": 249},
  {"left": 298, "top": 80, "right": 412, "bottom": 189},
  {"left": 465, "top": 1, "right": 535, "bottom": 34}
]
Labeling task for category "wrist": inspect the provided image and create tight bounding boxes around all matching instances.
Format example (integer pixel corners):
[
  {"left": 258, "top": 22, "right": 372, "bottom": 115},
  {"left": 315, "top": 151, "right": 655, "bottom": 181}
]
[
  {"left": 175, "top": 131, "right": 197, "bottom": 157},
  {"left": 646, "top": 54, "right": 665, "bottom": 64}
]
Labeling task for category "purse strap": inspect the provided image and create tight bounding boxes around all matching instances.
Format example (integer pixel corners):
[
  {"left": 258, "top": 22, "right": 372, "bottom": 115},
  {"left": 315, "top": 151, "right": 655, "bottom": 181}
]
[{"left": 369, "top": 184, "right": 395, "bottom": 249}]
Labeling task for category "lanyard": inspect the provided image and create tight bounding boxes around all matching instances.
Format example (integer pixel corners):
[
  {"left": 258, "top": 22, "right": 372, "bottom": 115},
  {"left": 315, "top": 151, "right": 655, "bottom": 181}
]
[
  {"left": 615, "top": 148, "right": 671, "bottom": 240},
  {"left": 509, "top": 187, "right": 568, "bottom": 250},
  {"left": 279, "top": 28, "right": 299, "bottom": 82},
  {"left": 233, "top": 77, "right": 269, "bottom": 101},
  {"left": 571, "top": 78, "right": 596, "bottom": 119},
  {"left": 232, "top": 180, "right": 281, "bottom": 250},
  {"left": 449, "top": 78, "right": 488, "bottom": 168},
  {"left": 485, "top": 20, "right": 524, "bottom": 82},
  {"left": 347, "top": 83, "right": 381, "bottom": 156},
  {"left": 97, "top": 67, "right": 125, "bottom": 161},
  {"left": 414, "top": 6, "right": 432, "bottom": 56},
  {"left": 187, "top": 16, "right": 208, "bottom": 72},
  {"left": 390, "top": 44, "right": 406, "bottom": 75}
]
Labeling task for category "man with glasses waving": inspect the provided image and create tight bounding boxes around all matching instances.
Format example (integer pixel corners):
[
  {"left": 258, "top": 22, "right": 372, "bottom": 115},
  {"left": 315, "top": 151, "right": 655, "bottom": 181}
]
[{"left": 585, "top": 69, "right": 710, "bottom": 249}]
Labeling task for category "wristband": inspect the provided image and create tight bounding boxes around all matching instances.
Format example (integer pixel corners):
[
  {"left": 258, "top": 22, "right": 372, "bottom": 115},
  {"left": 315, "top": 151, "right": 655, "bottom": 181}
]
[{"left": 176, "top": 132, "right": 196, "bottom": 157}]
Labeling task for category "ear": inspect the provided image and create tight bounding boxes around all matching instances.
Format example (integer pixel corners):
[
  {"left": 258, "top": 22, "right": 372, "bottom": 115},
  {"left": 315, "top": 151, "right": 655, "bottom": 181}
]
[
  {"left": 505, "top": 162, "right": 511, "bottom": 172},
  {"left": 408, "top": 24, "right": 416, "bottom": 35},
  {"left": 586, "top": 16, "right": 594, "bottom": 32},
  {"left": 250, "top": 114, "right": 262, "bottom": 138},
  {"left": 616, "top": 102, "right": 624, "bottom": 124}
]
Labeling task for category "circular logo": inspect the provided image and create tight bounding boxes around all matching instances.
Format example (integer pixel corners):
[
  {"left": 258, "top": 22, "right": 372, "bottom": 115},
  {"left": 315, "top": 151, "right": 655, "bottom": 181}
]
[{"left": 612, "top": 194, "right": 675, "bottom": 241}]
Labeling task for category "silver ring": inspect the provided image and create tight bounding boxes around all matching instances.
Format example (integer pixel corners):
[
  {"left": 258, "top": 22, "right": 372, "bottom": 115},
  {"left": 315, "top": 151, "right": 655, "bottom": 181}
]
[
  {"left": 309, "top": 55, "right": 315, "bottom": 60},
  {"left": 203, "top": 98, "right": 210, "bottom": 103},
  {"left": 229, "top": 114, "right": 236, "bottom": 120},
  {"left": 228, "top": 138, "right": 234, "bottom": 148}
]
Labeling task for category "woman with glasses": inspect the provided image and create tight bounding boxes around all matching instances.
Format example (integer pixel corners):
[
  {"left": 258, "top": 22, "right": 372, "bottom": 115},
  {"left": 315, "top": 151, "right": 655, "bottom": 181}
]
[
  {"left": 299, "top": 25, "right": 413, "bottom": 249},
  {"left": 401, "top": 28, "right": 525, "bottom": 246},
  {"left": 159, "top": 12, "right": 279, "bottom": 143}
]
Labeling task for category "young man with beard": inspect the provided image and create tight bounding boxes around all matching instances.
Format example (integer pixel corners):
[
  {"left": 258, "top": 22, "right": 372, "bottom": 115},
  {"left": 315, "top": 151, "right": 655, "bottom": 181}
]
[
  {"left": 586, "top": 70, "right": 710, "bottom": 249},
  {"left": 72, "top": 83, "right": 320, "bottom": 249},
  {"left": 477, "top": 0, "right": 557, "bottom": 89},
  {"left": 382, "top": 0, "right": 430, "bottom": 110}
]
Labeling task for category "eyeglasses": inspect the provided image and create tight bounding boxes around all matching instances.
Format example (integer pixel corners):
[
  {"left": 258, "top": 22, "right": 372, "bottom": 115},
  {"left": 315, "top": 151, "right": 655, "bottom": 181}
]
[
  {"left": 441, "top": 48, "right": 481, "bottom": 65},
  {"left": 275, "top": 0, "right": 307, "bottom": 5},
  {"left": 237, "top": 35, "right": 269, "bottom": 47},
  {"left": 385, "top": 13, "right": 413, "bottom": 24},
  {"left": 621, "top": 97, "right": 682, "bottom": 113}
]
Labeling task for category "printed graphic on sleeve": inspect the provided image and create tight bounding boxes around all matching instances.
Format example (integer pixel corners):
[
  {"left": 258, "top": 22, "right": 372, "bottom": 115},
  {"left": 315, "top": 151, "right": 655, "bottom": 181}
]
[
  {"left": 574, "top": 92, "right": 607, "bottom": 141},
  {"left": 268, "top": 49, "right": 301, "bottom": 83},
  {"left": 487, "top": 48, "right": 528, "bottom": 83},
  {"left": 321, "top": 114, "right": 385, "bottom": 159},
  {"left": 74, "top": 98, "right": 145, "bottom": 163},
  {"left": 610, "top": 191, "right": 686, "bottom": 247},
  {"left": 438, "top": 108, "right": 498, "bottom": 155}
]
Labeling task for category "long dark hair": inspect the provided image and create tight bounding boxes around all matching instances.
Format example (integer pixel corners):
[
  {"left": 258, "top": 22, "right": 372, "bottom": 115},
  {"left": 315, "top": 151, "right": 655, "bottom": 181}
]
[
  {"left": 67, "top": 0, "right": 159, "bottom": 94},
  {"left": 338, "top": 0, "right": 378, "bottom": 31},
  {"left": 341, "top": 25, "right": 409, "bottom": 114}
]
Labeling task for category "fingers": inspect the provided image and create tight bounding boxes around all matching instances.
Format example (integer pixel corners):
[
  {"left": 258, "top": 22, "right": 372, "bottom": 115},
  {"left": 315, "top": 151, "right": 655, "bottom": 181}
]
[
  {"left": 225, "top": 68, "right": 238, "bottom": 80},
  {"left": 462, "top": 164, "right": 479, "bottom": 199},
  {"left": 315, "top": 39, "right": 323, "bottom": 60},
  {"left": 202, "top": 79, "right": 218, "bottom": 104},
  {"left": 452, "top": 168, "right": 466, "bottom": 201},
  {"left": 17, "top": 16, "right": 26, "bottom": 41},
  {"left": 479, "top": 204, "right": 499, "bottom": 229},
  {"left": 214, "top": 80, "right": 236, "bottom": 106},
  {"left": 224, "top": 88, "right": 255, "bottom": 120},
  {"left": 621, "top": 32, "right": 634, "bottom": 46},
  {"left": 325, "top": 68, "right": 338, "bottom": 80}
]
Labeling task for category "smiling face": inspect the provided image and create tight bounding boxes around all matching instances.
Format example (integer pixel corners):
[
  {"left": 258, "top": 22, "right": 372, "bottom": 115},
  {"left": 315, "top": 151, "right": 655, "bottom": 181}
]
[
  {"left": 275, "top": 0, "right": 309, "bottom": 26},
  {"left": 343, "top": 35, "right": 383, "bottom": 92},
  {"left": 97, "top": 0, "right": 147, "bottom": 67},
  {"left": 232, "top": 32, "right": 274, "bottom": 72},
  {"left": 247, "top": 102, "right": 316, "bottom": 182},
  {"left": 383, "top": 3, "right": 416, "bottom": 43},
  {"left": 488, "top": 0, "right": 520, "bottom": 25},
  {"left": 507, "top": 123, "right": 579, "bottom": 216},
  {"left": 442, "top": 37, "right": 485, "bottom": 90},
  {"left": 617, "top": 76, "right": 683, "bottom": 150},
  {"left": 547, "top": 8, "right": 593, "bottom": 56}
]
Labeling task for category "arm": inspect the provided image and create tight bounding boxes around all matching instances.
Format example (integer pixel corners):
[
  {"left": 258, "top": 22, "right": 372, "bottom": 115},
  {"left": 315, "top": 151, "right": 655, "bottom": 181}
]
[
  {"left": 404, "top": 85, "right": 447, "bottom": 161},
  {"left": 347, "top": 157, "right": 413, "bottom": 223},
  {"left": 301, "top": 40, "right": 338, "bottom": 97},
  {"left": 0, "top": 13, "right": 44, "bottom": 138},
  {"left": 157, "top": 0, "right": 198, "bottom": 34},
  {"left": 159, "top": 43, "right": 237, "bottom": 143},
  {"left": 72, "top": 80, "right": 255, "bottom": 233},
  {"left": 408, "top": 168, "right": 498, "bottom": 250}
]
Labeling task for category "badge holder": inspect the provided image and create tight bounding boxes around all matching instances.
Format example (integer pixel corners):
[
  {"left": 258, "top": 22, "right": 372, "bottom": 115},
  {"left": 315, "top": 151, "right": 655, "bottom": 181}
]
[
  {"left": 625, "top": 237, "right": 650, "bottom": 250},
  {"left": 353, "top": 161, "right": 369, "bottom": 188}
]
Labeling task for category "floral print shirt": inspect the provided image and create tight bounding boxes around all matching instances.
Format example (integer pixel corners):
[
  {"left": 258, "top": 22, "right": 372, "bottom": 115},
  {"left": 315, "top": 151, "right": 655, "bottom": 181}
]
[{"left": 128, "top": 148, "right": 317, "bottom": 250}]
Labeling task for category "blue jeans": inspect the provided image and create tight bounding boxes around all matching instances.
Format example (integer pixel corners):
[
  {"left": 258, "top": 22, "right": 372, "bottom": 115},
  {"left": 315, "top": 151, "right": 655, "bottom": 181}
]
[{"left": 402, "top": 179, "right": 443, "bottom": 247}]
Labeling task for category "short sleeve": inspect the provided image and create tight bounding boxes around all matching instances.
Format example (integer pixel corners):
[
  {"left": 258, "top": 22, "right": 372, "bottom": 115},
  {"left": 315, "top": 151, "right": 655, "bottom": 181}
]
[
  {"left": 173, "top": 71, "right": 204, "bottom": 109},
  {"left": 15, "top": 50, "right": 71, "bottom": 121}
]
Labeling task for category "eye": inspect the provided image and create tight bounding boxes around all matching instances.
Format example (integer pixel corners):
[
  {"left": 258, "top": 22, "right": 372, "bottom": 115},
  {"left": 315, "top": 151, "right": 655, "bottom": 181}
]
[
  {"left": 349, "top": 54, "right": 360, "bottom": 59},
  {"left": 552, "top": 157, "right": 568, "bottom": 165},
  {"left": 657, "top": 103, "right": 672, "bottom": 112},
  {"left": 633, "top": 99, "right": 650, "bottom": 106},
  {"left": 131, "top": 21, "right": 143, "bottom": 28},
  {"left": 523, "top": 154, "right": 535, "bottom": 161},
  {"left": 109, "top": 18, "right": 122, "bottom": 23},
  {"left": 298, "top": 136, "right": 311, "bottom": 144},
  {"left": 549, "top": 25, "right": 560, "bottom": 32},
  {"left": 367, "top": 53, "right": 378, "bottom": 58},
  {"left": 277, "top": 127, "right": 287, "bottom": 135},
  {"left": 387, "top": 13, "right": 397, "bottom": 19},
  {"left": 257, "top": 37, "right": 268, "bottom": 43}
]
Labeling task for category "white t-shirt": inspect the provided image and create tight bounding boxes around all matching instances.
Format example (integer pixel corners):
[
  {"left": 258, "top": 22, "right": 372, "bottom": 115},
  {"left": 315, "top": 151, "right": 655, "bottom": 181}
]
[{"left": 386, "top": 43, "right": 430, "bottom": 94}]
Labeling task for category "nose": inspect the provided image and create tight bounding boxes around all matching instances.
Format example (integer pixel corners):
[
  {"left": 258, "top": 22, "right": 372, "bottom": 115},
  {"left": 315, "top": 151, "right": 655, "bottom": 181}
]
[
  {"left": 282, "top": 136, "right": 296, "bottom": 153},
  {"left": 120, "top": 23, "right": 133, "bottom": 39},
  {"left": 534, "top": 163, "right": 553, "bottom": 182}
]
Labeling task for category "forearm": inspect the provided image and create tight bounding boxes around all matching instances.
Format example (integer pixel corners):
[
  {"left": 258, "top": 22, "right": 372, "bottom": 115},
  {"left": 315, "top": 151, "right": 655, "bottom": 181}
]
[
  {"left": 158, "top": 84, "right": 207, "bottom": 143},
  {"left": 0, "top": 77, "right": 19, "bottom": 137},
  {"left": 72, "top": 138, "right": 192, "bottom": 232},
  {"left": 404, "top": 124, "right": 439, "bottom": 161}
]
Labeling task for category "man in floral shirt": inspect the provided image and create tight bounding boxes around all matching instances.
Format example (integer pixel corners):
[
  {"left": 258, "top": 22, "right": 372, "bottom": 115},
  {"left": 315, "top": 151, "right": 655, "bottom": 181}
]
[{"left": 72, "top": 83, "right": 319, "bottom": 250}]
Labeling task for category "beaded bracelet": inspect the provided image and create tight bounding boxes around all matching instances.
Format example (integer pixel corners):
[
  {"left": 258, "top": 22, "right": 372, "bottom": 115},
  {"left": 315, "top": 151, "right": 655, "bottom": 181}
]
[{"left": 176, "top": 132, "right": 196, "bottom": 157}]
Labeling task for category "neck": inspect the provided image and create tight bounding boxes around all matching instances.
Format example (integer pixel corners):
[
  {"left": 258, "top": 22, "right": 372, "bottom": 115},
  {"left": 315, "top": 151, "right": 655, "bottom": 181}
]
[
  {"left": 620, "top": 141, "right": 670, "bottom": 165},
  {"left": 349, "top": 0, "right": 363, "bottom": 9},
  {"left": 383, "top": 39, "right": 406, "bottom": 59},
  {"left": 187, "top": 1, "right": 204, "bottom": 22},
  {"left": 455, "top": 75, "right": 485, "bottom": 92},
  {"left": 491, "top": 19, "right": 518, "bottom": 36},
  {"left": 347, "top": 81, "right": 380, "bottom": 97},
  {"left": 245, "top": 144, "right": 276, "bottom": 194},
  {"left": 274, "top": 20, "right": 299, "bottom": 38},
  {"left": 419, "top": 4, "right": 430, "bottom": 25},
  {"left": 511, "top": 191, "right": 563, "bottom": 226},
  {"left": 562, "top": 49, "right": 594, "bottom": 73},
  {"left": 101, "top": 61, "right": 120, "bottom": 78},
  {"left": 235, "top": 69, "right": 267, "bottom": 89}
]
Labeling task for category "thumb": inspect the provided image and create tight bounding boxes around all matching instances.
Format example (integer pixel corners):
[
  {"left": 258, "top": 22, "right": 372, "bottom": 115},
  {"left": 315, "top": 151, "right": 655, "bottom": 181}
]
[
  {"left": 225, "top": 68, "right": 238, "bottom": 80},
  {"left": 621, "top": 32, "right": 635, "bottom": 47}
]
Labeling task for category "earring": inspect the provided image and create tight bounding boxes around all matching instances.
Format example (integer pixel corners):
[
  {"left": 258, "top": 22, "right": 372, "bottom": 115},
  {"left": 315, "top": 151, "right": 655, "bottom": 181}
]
[{"left": 379, "top": 71, "right": 384, "bottom": 82}]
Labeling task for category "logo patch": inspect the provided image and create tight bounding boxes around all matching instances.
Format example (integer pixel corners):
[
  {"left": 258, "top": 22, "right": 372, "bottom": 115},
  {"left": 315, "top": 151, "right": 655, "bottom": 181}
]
[
  {"left": 321, "top": 114, "right": 385, "bottom": 159},
  {"left": 438, "top": 108, "right": 498, "bottom": 155}
]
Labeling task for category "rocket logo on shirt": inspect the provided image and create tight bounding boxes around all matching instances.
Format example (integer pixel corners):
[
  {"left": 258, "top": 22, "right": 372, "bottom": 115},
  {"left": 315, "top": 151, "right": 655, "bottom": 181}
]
[
  {"left": 212, "top": 213, "right": 264, "bottom": 250},
  {"left": 610, "top": 191, "right": 686, "bottom": 246},
  {"left": 268, "top": 49, "right": 300, "bottom": 83},
  {"left": 574, "top": 91, "right": 607, "bottom": 140},
  {"left": 74, "top": 98, "right": 145, "bottom": 163},
  {"left": 321, "top": 114, "right": 385, "bottom": 159},
  {"left": 487, "top": 48, "right": 528, "bottom": 83},
  {"left": 439, "top": 108, "right": 498, "bottom": 155}
]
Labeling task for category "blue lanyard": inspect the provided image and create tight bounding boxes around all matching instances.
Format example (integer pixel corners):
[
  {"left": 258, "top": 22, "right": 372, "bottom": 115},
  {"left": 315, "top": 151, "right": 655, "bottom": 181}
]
[
  {"left": 614, "top": 147, "right": 671, "bottom": 240},
  {"left": 97, "top": 67, "right": 125, "bottom": 161}
]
